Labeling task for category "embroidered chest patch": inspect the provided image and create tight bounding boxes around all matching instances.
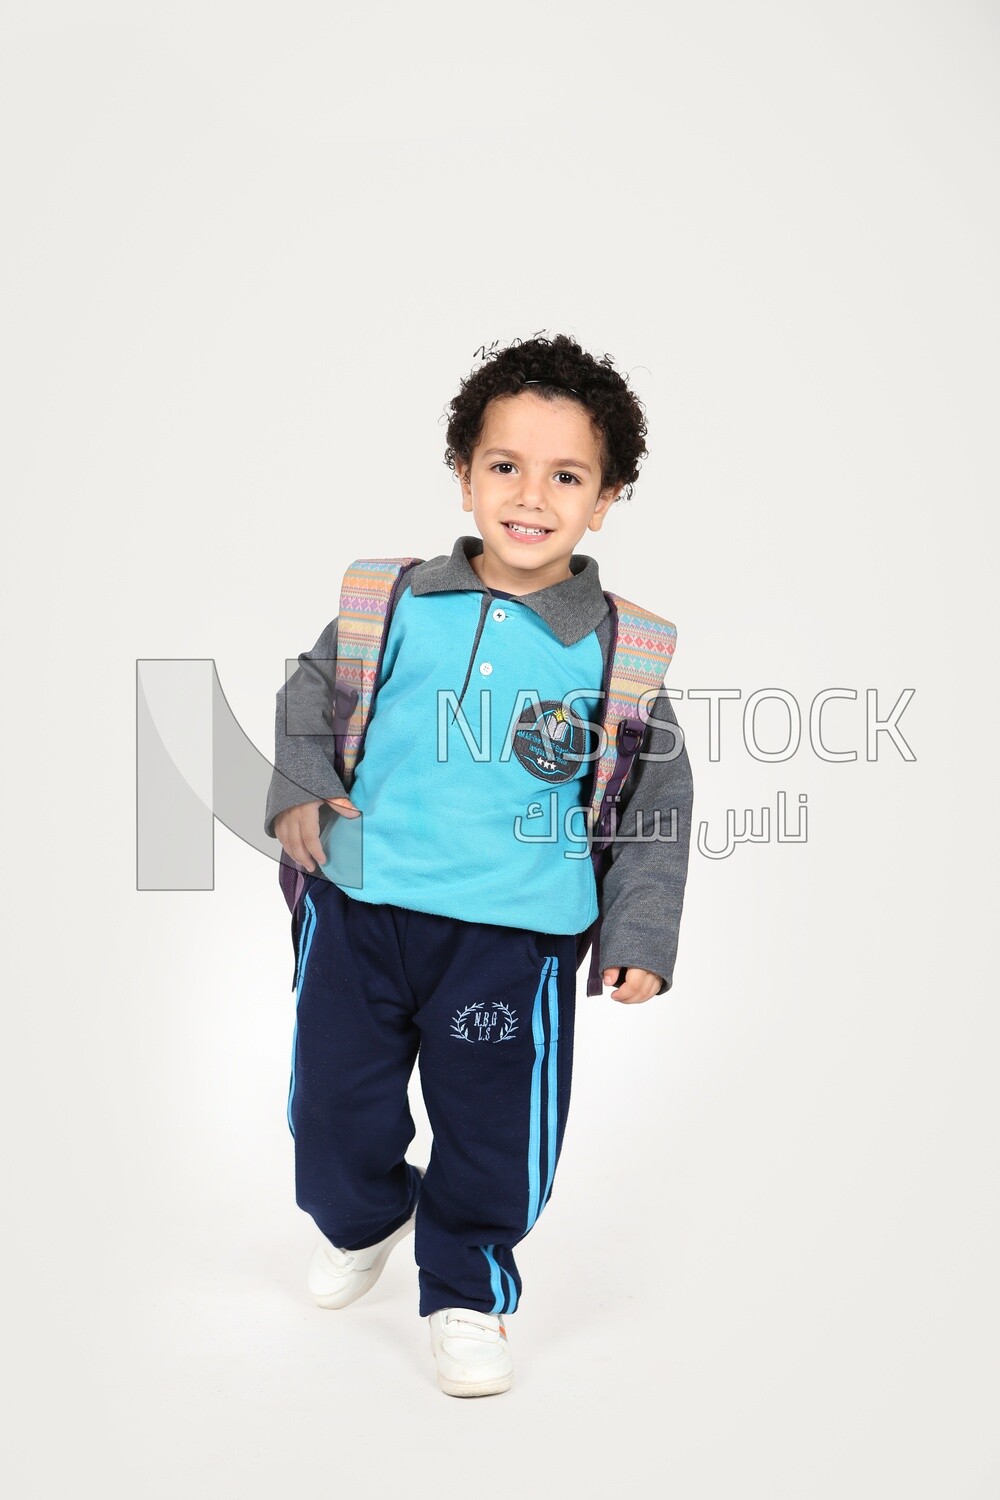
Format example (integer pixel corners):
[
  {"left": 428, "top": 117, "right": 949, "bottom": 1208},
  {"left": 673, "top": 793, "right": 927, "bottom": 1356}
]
[{"left": 512, "top": 699, "right": 590, "bottom": 785}]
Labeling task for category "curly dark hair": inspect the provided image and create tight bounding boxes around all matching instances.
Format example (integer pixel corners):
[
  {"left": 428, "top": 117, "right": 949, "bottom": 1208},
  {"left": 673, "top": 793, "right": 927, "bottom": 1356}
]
[{"left": 443, "top": 332, "right": 648, "bottom": 503}]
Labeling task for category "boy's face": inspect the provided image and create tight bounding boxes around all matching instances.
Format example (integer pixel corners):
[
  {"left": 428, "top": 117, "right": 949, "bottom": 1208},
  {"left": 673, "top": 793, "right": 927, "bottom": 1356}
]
[{"left": 457, "top": 391, "right": 622, "bottom": 593}]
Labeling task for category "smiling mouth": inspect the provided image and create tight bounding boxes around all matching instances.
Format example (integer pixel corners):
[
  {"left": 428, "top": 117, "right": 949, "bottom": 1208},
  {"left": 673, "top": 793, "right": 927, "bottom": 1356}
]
[{"left": 503, "top": 521, "right": 553, "bottom": 537}]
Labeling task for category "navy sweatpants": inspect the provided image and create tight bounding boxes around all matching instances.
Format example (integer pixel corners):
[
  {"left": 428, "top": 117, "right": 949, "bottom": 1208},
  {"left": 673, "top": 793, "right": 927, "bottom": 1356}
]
[{"left": 286, "top": 872, "right": 579, "bottom": 1318}]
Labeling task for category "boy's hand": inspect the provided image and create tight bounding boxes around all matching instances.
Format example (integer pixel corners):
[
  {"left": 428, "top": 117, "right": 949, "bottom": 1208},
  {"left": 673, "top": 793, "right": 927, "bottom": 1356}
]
[
  {"left": 274, "top": 796, "right": 361, "bottom": 873},
  {"left": 603, "top": 966, "right": 664, "bottom": 1004}
]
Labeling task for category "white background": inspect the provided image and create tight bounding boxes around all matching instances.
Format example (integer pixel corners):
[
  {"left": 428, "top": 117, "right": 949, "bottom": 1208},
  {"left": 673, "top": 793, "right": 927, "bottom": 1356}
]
[{"left": 3, "top": 2, "right": 998, "bottom": 1495}]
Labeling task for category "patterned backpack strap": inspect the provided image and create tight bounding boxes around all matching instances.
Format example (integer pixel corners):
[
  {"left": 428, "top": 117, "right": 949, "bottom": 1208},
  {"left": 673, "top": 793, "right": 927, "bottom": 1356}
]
[
  {"left": 334, "top": 557, "right": 423, "bottom": 789},
  {"left": 587, "top": 591, "right": 677, "bottom": 840},
  {"left": 576, "top": 592, "right": 678, "bottom": 997}
]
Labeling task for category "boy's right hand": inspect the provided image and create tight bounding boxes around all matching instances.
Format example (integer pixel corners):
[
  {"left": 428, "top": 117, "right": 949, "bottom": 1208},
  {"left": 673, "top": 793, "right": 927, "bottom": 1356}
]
[{"left": 274, "top": 796, "right": 361, "bottom": 873}]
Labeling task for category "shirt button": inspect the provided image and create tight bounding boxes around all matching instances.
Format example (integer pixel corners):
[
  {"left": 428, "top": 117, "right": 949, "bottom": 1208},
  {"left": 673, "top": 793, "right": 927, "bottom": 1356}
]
[
  {"left": 480, "top": 662, "right": 493, "bottom": 676},
  {"left": 492, "top": 608, "right": 506, "bottom": 621}
]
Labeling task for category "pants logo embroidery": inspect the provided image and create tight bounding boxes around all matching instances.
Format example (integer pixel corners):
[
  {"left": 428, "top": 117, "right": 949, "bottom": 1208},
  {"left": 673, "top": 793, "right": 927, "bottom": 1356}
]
[{"left": 450, "top": 1001, "right": 519, "bottom": 1044}]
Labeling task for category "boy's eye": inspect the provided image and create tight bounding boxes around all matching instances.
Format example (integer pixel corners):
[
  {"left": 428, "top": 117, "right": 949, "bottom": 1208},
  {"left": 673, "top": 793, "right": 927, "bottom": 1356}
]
[{"left": 555, "top": 472, "right": 581, "bottom": 485}]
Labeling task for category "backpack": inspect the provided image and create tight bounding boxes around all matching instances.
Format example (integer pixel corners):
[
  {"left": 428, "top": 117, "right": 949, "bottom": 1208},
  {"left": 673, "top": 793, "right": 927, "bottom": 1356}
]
[{"left": 279, "top": 556, "right": 677, "bottom": 995}]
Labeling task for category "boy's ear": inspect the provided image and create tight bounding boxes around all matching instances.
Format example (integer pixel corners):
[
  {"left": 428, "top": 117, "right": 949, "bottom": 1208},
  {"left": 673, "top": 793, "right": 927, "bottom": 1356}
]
[{"left": 589, "top": 485, "right": 622, "bottom": 530}]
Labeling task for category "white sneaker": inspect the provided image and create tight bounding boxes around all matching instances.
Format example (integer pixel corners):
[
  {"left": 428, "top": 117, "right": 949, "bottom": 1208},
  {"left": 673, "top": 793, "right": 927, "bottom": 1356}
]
[
  {"left": 308, "top": 1181, "right": 421, "bottom": 1309},
  {"left": 428, "top": 1307, "right": 514, "bottom": 1397}
]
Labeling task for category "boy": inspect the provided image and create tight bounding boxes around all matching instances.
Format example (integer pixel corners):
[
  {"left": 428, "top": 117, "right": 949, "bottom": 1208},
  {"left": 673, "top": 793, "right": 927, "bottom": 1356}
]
[{"left": 265, "top": 334, "right": 693, "bottom": 1396}]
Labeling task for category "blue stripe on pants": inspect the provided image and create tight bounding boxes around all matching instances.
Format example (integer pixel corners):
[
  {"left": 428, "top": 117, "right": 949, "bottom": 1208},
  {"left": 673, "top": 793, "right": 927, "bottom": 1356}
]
[
  {"left": 525, "top": 956, "right": 552, "bottom": 1231},
  {"left": 542, "top": 956, "right": 560, "bottom": 1211},
  {"left": 481, "top": 1245, "right": 504, "bottom": 1312},
  {"left": 480, "top": 1244, "right": 520, "bottom": 1315},
  {"left": 286, "top": 890, "right": 317, "bottom": 1138}
]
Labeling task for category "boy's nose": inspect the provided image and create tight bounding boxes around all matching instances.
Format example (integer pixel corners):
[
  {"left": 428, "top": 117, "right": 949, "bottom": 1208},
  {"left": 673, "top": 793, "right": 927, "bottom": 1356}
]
[{"left": 514, "top": 484, "right": 547, "bottom": 509}]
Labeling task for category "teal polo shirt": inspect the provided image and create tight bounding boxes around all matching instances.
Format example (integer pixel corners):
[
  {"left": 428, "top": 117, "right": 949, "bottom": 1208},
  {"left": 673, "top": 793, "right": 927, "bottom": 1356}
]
[{"left": 318, "top": 582, "right": 604, "bottom": 935}]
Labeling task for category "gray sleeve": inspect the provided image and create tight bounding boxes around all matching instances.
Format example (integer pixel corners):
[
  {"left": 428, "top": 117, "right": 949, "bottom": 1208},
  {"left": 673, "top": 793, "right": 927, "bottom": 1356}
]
[
  {"left": 263, "top": 616, "right": 349, "bottom": 840},
  {"left": 596, "top": 691, "right": 694, "bottom": 995}
]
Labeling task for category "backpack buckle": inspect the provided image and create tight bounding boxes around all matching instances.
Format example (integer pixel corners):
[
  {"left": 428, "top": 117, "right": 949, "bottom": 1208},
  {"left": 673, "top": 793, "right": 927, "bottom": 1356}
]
[{"left": 616, "top": 721, "right": 643, "bottom": 756}]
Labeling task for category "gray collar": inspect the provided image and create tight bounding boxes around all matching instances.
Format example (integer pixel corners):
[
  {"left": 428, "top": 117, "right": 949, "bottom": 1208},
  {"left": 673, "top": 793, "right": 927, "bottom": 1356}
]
[{"left": 407, "top": 534, "right": 609, "bottom": 647}]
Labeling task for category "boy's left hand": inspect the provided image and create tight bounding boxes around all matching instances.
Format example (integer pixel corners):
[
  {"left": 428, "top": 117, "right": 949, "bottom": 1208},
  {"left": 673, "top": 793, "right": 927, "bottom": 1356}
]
[{"left": 603, "top": 966, "right": 664, "bottom": 1004}]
